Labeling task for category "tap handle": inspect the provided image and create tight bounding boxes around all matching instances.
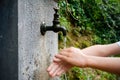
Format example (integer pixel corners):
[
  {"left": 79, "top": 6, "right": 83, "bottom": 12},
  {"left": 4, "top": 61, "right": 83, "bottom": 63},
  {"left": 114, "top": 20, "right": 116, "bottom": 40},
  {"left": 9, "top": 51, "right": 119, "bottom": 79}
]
[
  {"left": 53, "top": 8, "right": 59, "bottom": 20},
  {"left": 53, "top": 7, "right": 60, "bottom": 25},
  {"left": 53, "top": 7, "right": 59, "bottom": 14}
]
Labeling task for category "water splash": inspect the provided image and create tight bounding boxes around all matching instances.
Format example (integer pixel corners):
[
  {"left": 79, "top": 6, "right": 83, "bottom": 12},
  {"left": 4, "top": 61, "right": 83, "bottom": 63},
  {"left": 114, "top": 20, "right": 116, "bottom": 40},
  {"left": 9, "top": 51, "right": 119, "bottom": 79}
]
[
  {"left": 64, "top": 73, "right": 68, "bottom": 80},
  {"left": 63, "top": 37, "right": 67, "bottom": 48}
]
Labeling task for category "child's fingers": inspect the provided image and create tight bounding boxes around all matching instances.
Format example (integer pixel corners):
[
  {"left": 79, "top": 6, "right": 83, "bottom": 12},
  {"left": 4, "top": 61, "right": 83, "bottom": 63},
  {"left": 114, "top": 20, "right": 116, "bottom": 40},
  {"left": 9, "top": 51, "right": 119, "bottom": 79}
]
[
  {"left": 55, "top": 54, "right": 69, "bottom": 62},
  {"left": 53, "top": 56, "right": 61, "bottom": 62},
  {"left": 47, "top": 63, "right": 54, "bottom": 72},
  {"left": 52, "top": 64, "right": 64, "bottom": 77},
  {"left": 56, "top": 67, "right": 67, "bottom": 76},
  {"left": 47, "top": 62, "right": 58, "bottom": 72},
  {"left": 48, "top": 63, "right": 60, "bottom": 77}
]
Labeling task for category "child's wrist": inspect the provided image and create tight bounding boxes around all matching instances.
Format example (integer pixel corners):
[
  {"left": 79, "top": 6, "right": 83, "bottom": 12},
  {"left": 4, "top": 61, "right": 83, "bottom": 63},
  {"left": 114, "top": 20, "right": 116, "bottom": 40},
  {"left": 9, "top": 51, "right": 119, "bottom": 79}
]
[
  {"left": 84, "top": 54, "right": 90, "bottom": 68},
  {"left": 80, "top": 51, "right": 89, "bottom": 68}
]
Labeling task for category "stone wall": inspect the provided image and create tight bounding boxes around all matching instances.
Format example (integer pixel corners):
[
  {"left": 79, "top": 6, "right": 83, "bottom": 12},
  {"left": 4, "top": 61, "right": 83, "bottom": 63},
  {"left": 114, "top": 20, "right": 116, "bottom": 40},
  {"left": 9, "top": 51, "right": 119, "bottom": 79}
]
[{"left": 18, "top": 0, "right": 59, "bottom": 80}]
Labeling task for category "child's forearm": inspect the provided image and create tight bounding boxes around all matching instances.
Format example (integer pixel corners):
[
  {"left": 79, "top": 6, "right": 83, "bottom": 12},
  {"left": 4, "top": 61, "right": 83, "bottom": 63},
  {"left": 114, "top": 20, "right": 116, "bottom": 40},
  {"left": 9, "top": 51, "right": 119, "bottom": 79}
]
[
  {"left": 81, "top": 42, "right": 120, "bottom": 57},
  {"left": 86, "top": 55, "right": 120, "bottom": 75}
]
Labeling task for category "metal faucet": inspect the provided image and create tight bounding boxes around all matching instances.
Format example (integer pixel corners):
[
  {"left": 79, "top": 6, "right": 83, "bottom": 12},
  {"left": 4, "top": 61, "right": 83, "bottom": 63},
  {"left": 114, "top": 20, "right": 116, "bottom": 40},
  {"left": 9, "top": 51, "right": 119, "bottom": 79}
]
[{"left": 40, "top": 8, "right": 66, "bottom": 36}]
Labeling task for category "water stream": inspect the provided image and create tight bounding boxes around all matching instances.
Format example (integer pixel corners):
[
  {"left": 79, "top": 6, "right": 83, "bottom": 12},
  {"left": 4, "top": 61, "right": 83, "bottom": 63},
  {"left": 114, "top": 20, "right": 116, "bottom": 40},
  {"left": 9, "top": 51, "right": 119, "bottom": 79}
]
[
  {"left": 63, "top": 37, "right": 67, "bottom": 49},
  {"left": 63, "top": 37, "right": 68, "bottom": 80}
]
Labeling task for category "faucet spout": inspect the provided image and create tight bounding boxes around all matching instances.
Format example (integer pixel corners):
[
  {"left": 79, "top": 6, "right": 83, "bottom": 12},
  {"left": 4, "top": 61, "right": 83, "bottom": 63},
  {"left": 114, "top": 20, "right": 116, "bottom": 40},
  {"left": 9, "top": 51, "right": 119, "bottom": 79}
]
[
  {"left": 40, "top": 22, "right": 66, "bottom": 36},
  {"left": 53, "top": 26, "right": 66, "bottom": 36}
]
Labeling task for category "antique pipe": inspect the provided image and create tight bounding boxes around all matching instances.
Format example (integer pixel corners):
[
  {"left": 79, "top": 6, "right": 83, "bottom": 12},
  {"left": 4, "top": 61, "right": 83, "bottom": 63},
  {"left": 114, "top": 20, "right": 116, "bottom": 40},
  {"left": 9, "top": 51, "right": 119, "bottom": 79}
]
[{"left": 40, "top": 8, "right": 66, "bottom": 36}]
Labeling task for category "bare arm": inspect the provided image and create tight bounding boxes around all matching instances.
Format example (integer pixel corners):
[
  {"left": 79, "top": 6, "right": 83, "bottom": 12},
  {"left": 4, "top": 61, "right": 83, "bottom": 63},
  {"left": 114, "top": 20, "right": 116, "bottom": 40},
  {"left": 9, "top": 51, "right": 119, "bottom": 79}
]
[
  {"left": 82, "top": 42, "right": 120, "bottom": 57},
  {"left": 86, "top": 55, "right": 120, "bottom": 75}
]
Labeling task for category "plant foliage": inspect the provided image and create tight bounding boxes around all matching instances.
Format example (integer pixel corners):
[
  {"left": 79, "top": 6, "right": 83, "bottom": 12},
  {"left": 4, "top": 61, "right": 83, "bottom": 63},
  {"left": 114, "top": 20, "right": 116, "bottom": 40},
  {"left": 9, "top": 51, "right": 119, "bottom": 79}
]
[
  {"left": 58, "top": 0, "right": 120, "bottom": 80},
  {"left": 58, "top": 0, "right": 120, "bottom": 44}
]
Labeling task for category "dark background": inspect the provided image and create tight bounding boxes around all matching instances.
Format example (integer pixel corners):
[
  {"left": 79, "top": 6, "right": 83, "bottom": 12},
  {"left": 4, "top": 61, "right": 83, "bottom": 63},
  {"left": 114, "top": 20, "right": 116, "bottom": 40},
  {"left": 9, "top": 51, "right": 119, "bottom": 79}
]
[{"left": 0, "top": 0, "right": 18, "bottom": 80}]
